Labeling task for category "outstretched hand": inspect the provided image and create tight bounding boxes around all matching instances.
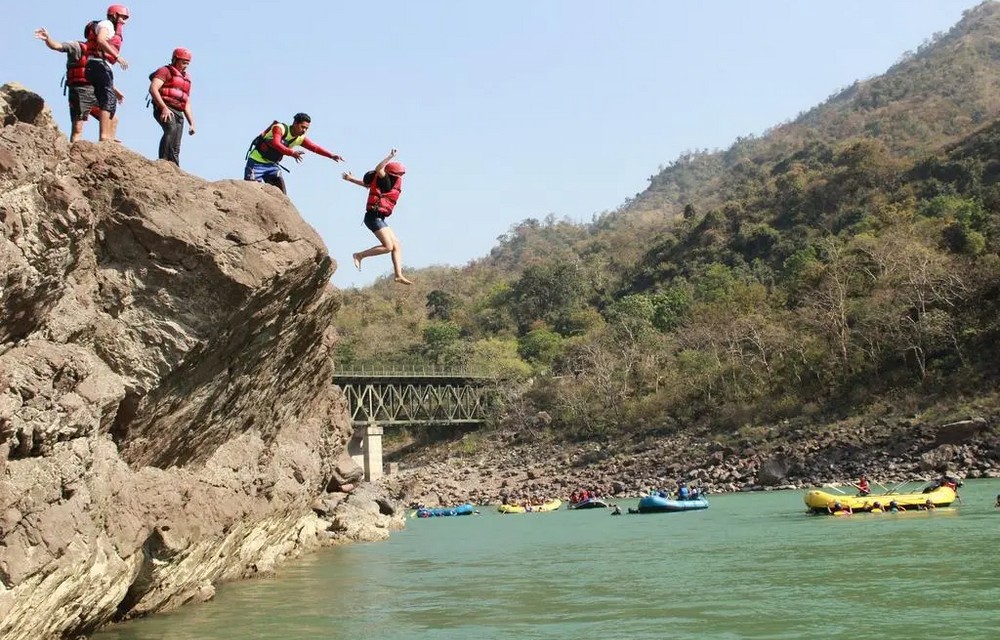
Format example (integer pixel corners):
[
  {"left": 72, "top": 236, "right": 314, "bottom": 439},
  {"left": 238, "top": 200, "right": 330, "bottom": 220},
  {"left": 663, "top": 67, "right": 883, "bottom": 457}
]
[
  {"left": 332, "top": 154, "right": 344, "bottom": 162},
  {"left": 117, "top": 57, "right": 129, "bottom": 70},
  {"left": 342, "top": 171, "right": 355, "bottom": 181},
  {"left": 292, "top": 151, "right": 304, "bottom": 163},
  {"left": 34, "top": 28, "right": 49, "bottom": 40}
]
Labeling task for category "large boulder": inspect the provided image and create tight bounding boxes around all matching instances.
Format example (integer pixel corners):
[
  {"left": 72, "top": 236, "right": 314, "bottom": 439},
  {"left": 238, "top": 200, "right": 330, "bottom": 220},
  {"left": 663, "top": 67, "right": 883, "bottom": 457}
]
[{"left": 0, "top": 83, "right": 355, "bottom": 639}]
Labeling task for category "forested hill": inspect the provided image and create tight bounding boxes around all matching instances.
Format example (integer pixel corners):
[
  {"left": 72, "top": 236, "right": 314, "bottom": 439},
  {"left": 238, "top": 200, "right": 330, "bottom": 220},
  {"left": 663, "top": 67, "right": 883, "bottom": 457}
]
[
  {"left": 333, "top": 3, "right": 1000, "bottom": 440},
  {"left": 625, "top": 1, "right": 1000, "bottom": 224}
]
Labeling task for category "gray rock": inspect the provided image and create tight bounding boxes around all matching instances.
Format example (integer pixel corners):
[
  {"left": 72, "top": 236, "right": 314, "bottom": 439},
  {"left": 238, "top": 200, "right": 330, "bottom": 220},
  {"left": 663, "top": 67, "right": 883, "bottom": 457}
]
[{"left": 1, "top": 84, "right": 352, "bottom": 640}]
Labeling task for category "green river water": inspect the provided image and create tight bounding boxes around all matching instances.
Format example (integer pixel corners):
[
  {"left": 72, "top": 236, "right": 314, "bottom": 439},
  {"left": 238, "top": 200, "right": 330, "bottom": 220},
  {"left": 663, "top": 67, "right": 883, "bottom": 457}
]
[{"left": 94, "top": 479, "right": 1000, "bottom": 640}]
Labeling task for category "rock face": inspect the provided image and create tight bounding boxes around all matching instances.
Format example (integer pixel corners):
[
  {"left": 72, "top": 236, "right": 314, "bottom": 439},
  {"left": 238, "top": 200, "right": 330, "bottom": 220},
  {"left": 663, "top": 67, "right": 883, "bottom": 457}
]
[{"left": 0, "top": 83, "right": 373, "bottom": 638}]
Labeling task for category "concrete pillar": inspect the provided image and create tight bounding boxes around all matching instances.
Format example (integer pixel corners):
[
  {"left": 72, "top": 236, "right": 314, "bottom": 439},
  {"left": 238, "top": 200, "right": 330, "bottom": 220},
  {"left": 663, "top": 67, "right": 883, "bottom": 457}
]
[{"left": 362, "top": 422, "right": 384, "bottom": 481}]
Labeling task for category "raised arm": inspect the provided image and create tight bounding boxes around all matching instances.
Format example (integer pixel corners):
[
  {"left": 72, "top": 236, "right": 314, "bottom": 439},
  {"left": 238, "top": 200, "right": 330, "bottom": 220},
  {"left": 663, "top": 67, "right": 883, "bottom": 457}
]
[
  {"left": 341, "top": 172, "right": 365, "bottom": 187},
  {"left": 34, "top": 28, "right": 66, "bottom": 52},
  {"left": 374, "top": 148, "right": 397, "bottom": 177}
]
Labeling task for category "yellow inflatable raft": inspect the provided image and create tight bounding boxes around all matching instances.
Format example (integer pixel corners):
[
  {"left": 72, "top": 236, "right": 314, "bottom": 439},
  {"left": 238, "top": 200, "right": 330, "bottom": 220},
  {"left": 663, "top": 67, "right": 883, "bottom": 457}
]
[
  {"left": 804, "top": 485, "right": 956, "bottom": 514},
  {"left": 498, "top": 499, "right": 562, "bottom": 513}
]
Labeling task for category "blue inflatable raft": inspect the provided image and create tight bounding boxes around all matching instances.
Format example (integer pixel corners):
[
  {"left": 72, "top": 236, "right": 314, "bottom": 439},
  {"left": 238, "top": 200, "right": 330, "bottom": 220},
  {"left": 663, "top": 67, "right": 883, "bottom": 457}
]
[
  {"left": 637, "top": 494, "right": 709, "bottom": 513},
  {"left": 415, "top": 503, "right": 476, "bottom": 518}
]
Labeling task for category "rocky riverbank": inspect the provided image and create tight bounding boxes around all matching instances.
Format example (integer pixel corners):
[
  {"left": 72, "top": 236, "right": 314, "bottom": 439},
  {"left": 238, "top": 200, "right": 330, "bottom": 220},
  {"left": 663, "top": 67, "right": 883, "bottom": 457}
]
[{"left": 381, "top": 413, "right": 1000, "bottom": 507}]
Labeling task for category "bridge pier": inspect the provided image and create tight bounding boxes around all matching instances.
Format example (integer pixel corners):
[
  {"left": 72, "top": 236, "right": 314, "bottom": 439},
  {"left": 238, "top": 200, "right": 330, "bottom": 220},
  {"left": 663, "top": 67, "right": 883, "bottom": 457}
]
[{"left": 349, "top": 422, "right": 384, "bottom": 481}]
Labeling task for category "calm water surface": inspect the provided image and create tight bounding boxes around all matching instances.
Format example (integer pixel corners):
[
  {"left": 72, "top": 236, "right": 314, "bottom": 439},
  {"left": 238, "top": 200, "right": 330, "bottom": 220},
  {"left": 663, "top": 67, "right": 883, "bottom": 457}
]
[{"left": 94, "top": 480, "right": 1000, "bottom": 640}]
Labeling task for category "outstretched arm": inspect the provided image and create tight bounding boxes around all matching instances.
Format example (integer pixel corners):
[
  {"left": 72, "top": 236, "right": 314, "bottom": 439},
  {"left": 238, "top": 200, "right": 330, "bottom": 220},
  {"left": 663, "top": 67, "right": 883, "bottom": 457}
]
[
  {"left": 301, "top": 138, "right": 343, "bottom": 162},
  {"left": 34, "top": 28, "right": 65, "bottom": 52},
  {"left": 341, "top": 172, "right": 365, "bottom": 187},
  {"left": 266, "top": 124, "right": 303, "bottom": 159},
  {"left": 374, "top": 148, "right": 397, "bottom": 177}
]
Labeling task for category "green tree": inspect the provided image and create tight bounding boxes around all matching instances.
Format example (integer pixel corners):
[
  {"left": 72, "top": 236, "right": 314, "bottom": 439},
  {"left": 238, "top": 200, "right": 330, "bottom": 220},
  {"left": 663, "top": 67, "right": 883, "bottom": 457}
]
[
  {"left": 517, "top": 328, "right": 564, "bottom": 367},
  {"left": 510, "top": 260, "right": 588, "bottom": 335},
  {"left": 422, "top": 321, "right": 462, "bottom": 365},
  {"left": 426, "top": 289, "right": 458, "bottom": 321}
]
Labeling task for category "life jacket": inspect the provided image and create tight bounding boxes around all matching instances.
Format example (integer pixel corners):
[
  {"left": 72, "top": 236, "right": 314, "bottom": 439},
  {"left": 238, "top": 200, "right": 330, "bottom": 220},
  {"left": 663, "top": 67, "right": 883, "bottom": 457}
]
[
  {"left": 85, "top": 19, "right": 125, "bottom": 64},
  {"left": 247, "top": 122, "right": 305, "bottom": 164},
  {"left": 64, "top": 41, "right": 91, "bottom": 90},
  {"left": 150, "top": 64, "right": 191, "bottom": 110},
  {"left": 366, "top": 172, "right": 403, "bottom": 217}
]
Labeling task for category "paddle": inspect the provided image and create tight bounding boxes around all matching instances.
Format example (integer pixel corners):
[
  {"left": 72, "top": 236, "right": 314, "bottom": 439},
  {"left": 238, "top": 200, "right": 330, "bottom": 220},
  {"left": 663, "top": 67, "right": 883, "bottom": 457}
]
[
  {"left": 881, "top": 480, "right": 910, "bottom": 495},
  {"left": 823, "top": 484, "right": 848, "bottom": 495}
]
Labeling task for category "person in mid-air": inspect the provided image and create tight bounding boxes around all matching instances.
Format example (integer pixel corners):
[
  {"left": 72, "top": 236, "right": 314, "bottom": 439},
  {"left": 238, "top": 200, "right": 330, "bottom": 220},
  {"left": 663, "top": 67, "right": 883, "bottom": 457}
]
[{"left": 342, "top": 148, "right": 412, "bottom": 285}]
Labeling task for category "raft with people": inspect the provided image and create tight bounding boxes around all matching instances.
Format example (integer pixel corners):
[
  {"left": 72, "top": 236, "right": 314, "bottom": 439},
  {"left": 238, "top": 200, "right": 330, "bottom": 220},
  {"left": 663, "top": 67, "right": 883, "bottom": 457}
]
[
  {"left": 568, "top": 496, "right": 609, "bottom": 510},
  {"left": 804, "top": 480, "right": 959, "bottom": 514},
  {"left": 413, "top": 503, "right": 476, "bottom": 518},
  {"left": 498, "top": 499, "right": 562, "bottom": 514},
  {"left": 636, "top": 494, "right": 709, "bottom": 513},
  {"left": 567, "top": 489, "right": 608, "bottom": 510}
]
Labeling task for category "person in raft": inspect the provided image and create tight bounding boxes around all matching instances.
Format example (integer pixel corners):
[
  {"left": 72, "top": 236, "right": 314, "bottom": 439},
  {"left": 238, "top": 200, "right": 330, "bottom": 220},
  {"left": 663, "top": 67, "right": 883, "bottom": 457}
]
[
  {"left": 341, "top": 148, "right": 412, "bottom": 285},
  {"left": 857, "top": 473, "right": 871, "bottom": 496}
]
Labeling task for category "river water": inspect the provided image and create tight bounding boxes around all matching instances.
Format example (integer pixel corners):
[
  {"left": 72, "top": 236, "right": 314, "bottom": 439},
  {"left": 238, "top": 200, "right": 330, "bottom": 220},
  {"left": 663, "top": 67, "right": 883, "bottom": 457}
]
[{"left": 94, "top": 480, "right": 999, "bottom": 640}]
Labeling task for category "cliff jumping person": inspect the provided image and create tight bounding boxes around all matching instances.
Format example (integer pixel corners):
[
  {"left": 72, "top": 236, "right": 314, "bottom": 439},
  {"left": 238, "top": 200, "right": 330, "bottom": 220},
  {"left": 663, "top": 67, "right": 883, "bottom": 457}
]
[
  {"left": 341, "top": 148, "right": 412, "bottom": 285},
  {"left": 84, "top": 5, "right": 130, "bottom": 142},
  {"left": 148, "top": 48, "right": 195, "bottom": 165},
  {"left": 244, "top": 113, "right": 343, "bottom": 194}
]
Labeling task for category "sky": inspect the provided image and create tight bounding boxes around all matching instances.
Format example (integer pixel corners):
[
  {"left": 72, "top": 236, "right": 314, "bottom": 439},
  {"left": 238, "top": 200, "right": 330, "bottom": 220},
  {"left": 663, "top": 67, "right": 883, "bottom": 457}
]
[{"left": 6, "top": 1, "right": 985, "bottom": 288}]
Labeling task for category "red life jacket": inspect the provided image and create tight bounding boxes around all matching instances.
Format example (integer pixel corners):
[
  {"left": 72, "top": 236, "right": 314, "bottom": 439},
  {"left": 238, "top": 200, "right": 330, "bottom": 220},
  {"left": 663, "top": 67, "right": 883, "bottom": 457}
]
[
  {"left": 366, "top": 174, "right": 403, "bottom": 217},
  {"left": 66, "top": 41, "right": 91, "bottom": 87},
  {"left": 85, "top": 19, "right": 125, "bottom": 64},
  {"left": 151, "top": 65, "right": 192, "bottom": 110}
]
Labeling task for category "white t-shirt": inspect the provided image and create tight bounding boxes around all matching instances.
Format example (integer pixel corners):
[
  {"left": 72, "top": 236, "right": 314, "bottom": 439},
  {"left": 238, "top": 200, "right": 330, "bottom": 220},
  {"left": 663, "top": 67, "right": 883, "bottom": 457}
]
[{"left": 95, "top": 20, "right": 115, "bottom": 39}]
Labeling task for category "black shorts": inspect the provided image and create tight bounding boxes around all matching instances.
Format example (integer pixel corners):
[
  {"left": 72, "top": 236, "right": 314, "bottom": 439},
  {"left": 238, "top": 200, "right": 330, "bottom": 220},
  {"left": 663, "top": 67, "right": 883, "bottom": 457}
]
[
  {"left": 363, "top": 210, "right": 389, "bottom": 233},
  {"left": 67, "top": 85, "right": 98, "bottom": 121},
  {"left": 84, "top": 58, "right": 116, "bottom": 116}
]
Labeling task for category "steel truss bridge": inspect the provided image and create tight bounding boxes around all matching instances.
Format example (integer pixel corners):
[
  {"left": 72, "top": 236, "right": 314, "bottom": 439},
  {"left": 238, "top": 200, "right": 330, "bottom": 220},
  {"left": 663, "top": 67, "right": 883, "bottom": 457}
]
[{"left": 332, "top": 366, "right": 499, "bottom": 427}]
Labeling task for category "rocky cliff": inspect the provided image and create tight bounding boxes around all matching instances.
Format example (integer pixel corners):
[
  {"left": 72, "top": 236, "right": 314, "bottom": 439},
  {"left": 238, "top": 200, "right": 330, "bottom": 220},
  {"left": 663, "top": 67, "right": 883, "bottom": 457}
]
[{"left": 0, "top": 83, "right": 399, "bottom": 639}]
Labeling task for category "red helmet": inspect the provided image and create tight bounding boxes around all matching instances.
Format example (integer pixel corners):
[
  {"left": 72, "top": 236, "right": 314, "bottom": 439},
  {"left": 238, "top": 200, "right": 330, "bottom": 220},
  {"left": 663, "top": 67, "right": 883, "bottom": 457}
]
[
  {"left": 385, "top": 161, "right": 406, "bottom": 176},
  {"left": 172, "top": 48, "right": 193, "bottom": 62},
  {"left": 107, "top": 4, "right": 129, "bottom": 19}
]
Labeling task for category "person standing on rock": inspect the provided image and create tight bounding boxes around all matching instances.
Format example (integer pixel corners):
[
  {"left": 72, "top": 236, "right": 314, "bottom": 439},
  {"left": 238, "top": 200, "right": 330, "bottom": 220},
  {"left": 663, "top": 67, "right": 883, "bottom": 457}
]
[
  {"left": 34, "top": 27, "right": 124, "bottom": 142},
  {"left": 84, "top": 5, "right": 130, "bottom": 142},
  {"left": 341, "top": 148, "right": 413, "bottom": 285},
  {"left": 244, "top": 113, "right": 343, "bottom": 194},
  {"left": 148, "top": 48, "right": 195, "bottom": 165}
]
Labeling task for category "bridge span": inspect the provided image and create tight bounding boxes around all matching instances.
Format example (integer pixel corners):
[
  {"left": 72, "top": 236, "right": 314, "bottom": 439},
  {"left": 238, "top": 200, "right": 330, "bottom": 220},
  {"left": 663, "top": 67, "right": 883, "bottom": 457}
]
[{"left": 332, "top": 366, "right": 498, "bottom": 481}]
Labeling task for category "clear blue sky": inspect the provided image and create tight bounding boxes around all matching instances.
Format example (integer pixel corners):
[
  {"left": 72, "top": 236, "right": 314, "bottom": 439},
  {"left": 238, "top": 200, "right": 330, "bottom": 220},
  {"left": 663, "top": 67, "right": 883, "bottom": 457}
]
[{"left": 8, "top": 1, "right": 984, "bottom": 287}]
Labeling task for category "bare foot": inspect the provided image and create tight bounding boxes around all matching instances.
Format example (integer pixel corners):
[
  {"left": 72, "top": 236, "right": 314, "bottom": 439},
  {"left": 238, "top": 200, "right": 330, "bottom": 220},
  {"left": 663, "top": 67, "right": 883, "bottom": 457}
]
[
  {"left": 352, "top": 253, "right": 362, "bottom": 271},
  {"left": 394, "top": 275, "right": 413, "bottom": 285}
]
